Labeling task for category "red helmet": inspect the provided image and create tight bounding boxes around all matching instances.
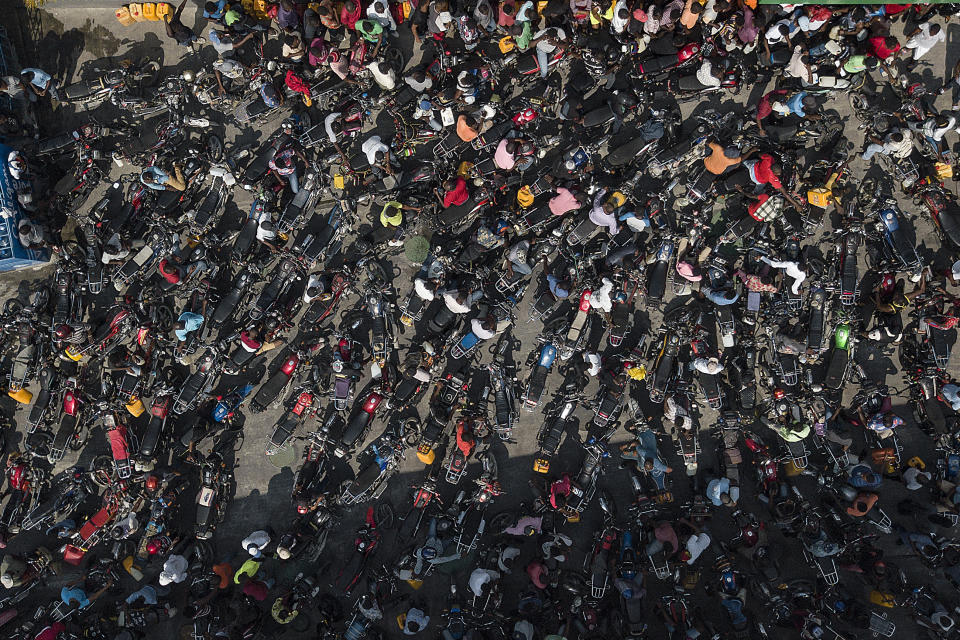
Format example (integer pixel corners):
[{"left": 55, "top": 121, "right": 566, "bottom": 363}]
[
  {"left": 145, "top": 475, "right": 159, "bottom": 492},
  {"left": 55, "top": 324, "right": 72, "bottom": 339},
  {"left": 773, "top": 388, "right": 786, "bottom": 400},
  {"left": 879, "top": 273, "right": 895, "bottom": 295},
  {"left": 146, "top": 541, "right": 160, "bottom": 555}
]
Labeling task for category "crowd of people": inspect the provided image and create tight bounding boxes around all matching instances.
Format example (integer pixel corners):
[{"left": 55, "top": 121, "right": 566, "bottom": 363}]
[{"left": 3, "top": 0, "right": 960, "bottom": 639}]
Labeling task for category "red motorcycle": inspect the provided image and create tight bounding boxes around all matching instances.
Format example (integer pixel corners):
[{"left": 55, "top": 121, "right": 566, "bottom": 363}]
[
  {"left": 335, "top": 389, "right": 384, "bottom": 458},
  {"left": 50, "top": 376, "right": 90, "bottom": 463},
  {"left": 103, "top": 413, "right": 134, "bottom": 479},
  {"left": 252, "top": 346, "right": 314, "bottom": 412},
  {"left": 63, "top": 306, "right": 134, "bottom": 362},
  {"left": 635, "top": 41, "right": 702, "bottom": 76}
]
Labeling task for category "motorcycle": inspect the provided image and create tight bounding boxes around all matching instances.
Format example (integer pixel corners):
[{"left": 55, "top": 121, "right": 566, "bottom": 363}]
[
  {"left": 522, "top": 339, "right": 557, "bottom": 412},
  {"left": 336, "top": 388, "right": 384, "bottom": 458},
  {"left": 251, "top": 346, "right": 312, "bottom": 412}
]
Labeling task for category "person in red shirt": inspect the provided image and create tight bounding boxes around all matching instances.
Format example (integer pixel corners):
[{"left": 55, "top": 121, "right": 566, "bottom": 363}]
[
  {"left": 869, "top": 34, "right": 901, "bottom": 60},
  {"left": 747, "top": 154, "right": 803, "bottom": 210},
  {"left": 340, "top": 0, "right": 363, "bottom": 33},
  {"left": 755, "top": 88, "right": 788, "bottom": 133},
  {"left": 438, "top": 177, "right": 469, "bottom": 208}
]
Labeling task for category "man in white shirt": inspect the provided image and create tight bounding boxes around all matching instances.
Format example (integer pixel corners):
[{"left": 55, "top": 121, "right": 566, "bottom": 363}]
[
  {"left": 241, "top": 529, "right": 271, "bottom": 558},
  {"left": 685, "top": 532, "right": 711, "bottom": 564},
  {"left": 905, "top": 22, "right": 945, "bottom": 60}
]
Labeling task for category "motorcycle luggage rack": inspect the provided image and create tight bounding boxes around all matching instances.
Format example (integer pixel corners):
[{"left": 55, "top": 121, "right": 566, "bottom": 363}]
[{"left": 869, "top": 612, "right": 895, "bottom": 638}]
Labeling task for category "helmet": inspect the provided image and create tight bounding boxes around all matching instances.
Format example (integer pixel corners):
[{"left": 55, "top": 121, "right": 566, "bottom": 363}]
[
  {"left": 147, "top": 541, "right": 160, "bottom": 555},
  {"left": 181, "top": 69, "right": 196, "bottom": 83},
  {"left": 145, "top": 475, "right": 159, "bottom": 492},
  {"left": 880, "top": 273, "right": 895, "bottom": 295},
  {"left": 332, "top": 359, "right": 344, "bottom": 373},
  {"left": 277, "top": 546, "right": 292, "bottom": 560},
  {"left": 420, "top": 546, "right": 438, "bottom": 560},
  {"left": 55, "top": 324, "right": 72, "bottom": 339}
]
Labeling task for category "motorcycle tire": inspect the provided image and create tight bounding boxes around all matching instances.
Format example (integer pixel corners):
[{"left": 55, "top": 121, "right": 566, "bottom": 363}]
[
  {"left": 375, "top": 503, "right": 395, "bottom": 529},
  {"left": 68, "top": 426, "right": 89, "bottom": 451},
  {"left": 303, "top": 528, "right": 329, "bottom": 563}
]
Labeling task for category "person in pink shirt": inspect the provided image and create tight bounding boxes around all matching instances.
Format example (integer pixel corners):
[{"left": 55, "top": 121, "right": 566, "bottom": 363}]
[
  {"left": 494, "top": 138, "right": 518, "bottom": 170},
  {"left": 548, "top": 186, "right": 582, "bottom": 216}
]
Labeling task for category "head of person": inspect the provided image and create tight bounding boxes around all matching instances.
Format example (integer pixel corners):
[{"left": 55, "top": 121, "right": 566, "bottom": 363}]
[
  {"left": 510, "top": 22, "right": 524, "bottom": 36},
  {"left": 643, "top": 459, "right": 655, "bottom": 471},
  {"left": 802, "top": 95, "right": 818, "bottom": 113},
  {"left": 885, "top": 35, "right": 898, "bottom": 49},
  {"left": 374, "top": 1, "right": 386, "bottom": 12},
  {"left": 720, "top": 492, "right": 733, "bottom": 506},
  {"left": 281, "top": 0, "right": 293, "bottom": 9},
  {"left": 173, "top": 321, "right": 185, "bottom": 333},
  {"left": 937, "top": 114, "right": 952, "bottom": 129},
  {"left": 306, "top": 12, "right": 320, "bottom": 27},
  {"left": 19, "top": 70, "right": 34, "bottom": 84},
  {"left": 690, "top": 2, "right": 703, "bottom": 15},
  {"left": 246, "top": 542, "right": 261, "bottom": 556},
  {"left": 407, "top": 621, "right": 422, "bottom": 633},
  {"left": 344, "top": 0, "right": 357, "bottom": 11},
  {"left": 883, "top": 414, "right": 895, "bottom": 428},
  {"left": 505, "top": 140, "right": 519, "bottom": 155},
  {"left": 384, "top": 203, "right": 401, "bottom": 224},
  {"left": 891, "top": 132, "right": 904, "bottom": 144},
  {"left": 204, "top": 1, "right": 218, "bottom": 12},
  {"left": 141, "top": 172, "right": 157, "bottom": 185},
  {"left": 375, "top": 149, "right": 387, "bottom": 163},
  {"left": 930, "top": 23, "right": 942, "bottom": 36}
]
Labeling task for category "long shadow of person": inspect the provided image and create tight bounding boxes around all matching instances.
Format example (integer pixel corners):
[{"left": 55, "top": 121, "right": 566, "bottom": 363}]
[{"left": 56, "top": 28, "right": 86, "bottom": 86}]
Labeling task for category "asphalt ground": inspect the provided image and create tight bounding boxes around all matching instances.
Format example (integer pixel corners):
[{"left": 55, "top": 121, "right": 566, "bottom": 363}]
[{"left": 3, "top": 3, "right": 960, "bottom": 640}]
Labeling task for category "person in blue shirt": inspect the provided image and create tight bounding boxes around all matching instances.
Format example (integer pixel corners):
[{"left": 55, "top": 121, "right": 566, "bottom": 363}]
[
  {"left": 203, "top": 0, "right": 228, "bottom": 23},
  {"left": 785, "top": 91, "right": 820, "bottom": 119},
  {"left": 174, "top": 311, "right": 206, "bottom": 359},
  {"left": 546, "top": 273, "right": 570, "bottom": 299},
  {"left": 141, "top": 165, "right": 186, "bottom": 191},
  {"left": 700, "top": 283, "right": 740, "bottom": 306}
]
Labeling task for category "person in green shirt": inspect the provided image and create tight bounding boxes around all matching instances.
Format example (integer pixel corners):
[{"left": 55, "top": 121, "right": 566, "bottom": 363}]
[
  {"left": 379, "top": 201, "right": 421, "bottom": 246},
  {"left": 841, "top": 53, "right": 877, "bottom": 76},
  {"left": 510, "top": 21, "right": 533, "bottom": 51}
]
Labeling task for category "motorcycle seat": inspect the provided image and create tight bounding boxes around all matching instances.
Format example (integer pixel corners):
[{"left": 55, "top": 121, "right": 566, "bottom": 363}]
[
  {"left": 354, "top": 460, "right": 382, "bottom": 491},
  {"left": 939, "top": 204, "right": 960, "bottom": 247},
  {"left": 541, "top": 425, "right": 562, "bottom": 453},
  {"left": 582, "top": 104, "right": 615, "bottom": 129},
  {"left": 63, "top": 80, "right": 101, "bottom": 100},
  {"left": 38, "top": 133, "right": 77, "bottom": 156},
  {"left": 825, "top": 349, "right": 848, "bottom": 389},
  {"left": 340, "top": 413, "right": 368, "bottom": 447},
  {"left": 246, "top": 96, "right": 273, "bottom": 119},
  {"left": 675, "top": 75, "right": 707, "bottom": 93},
  {"left": 459, "top": 332, "right": 480, "bottom": 350},
  {"left": 516, "top": 52, "right": 542, "bottom": 75},
  {"left": 28, "top": 391, "right": 52, "bottom": 424},
  {"left": 637, "top": 54, "right": 676, "bottom": 75}
]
